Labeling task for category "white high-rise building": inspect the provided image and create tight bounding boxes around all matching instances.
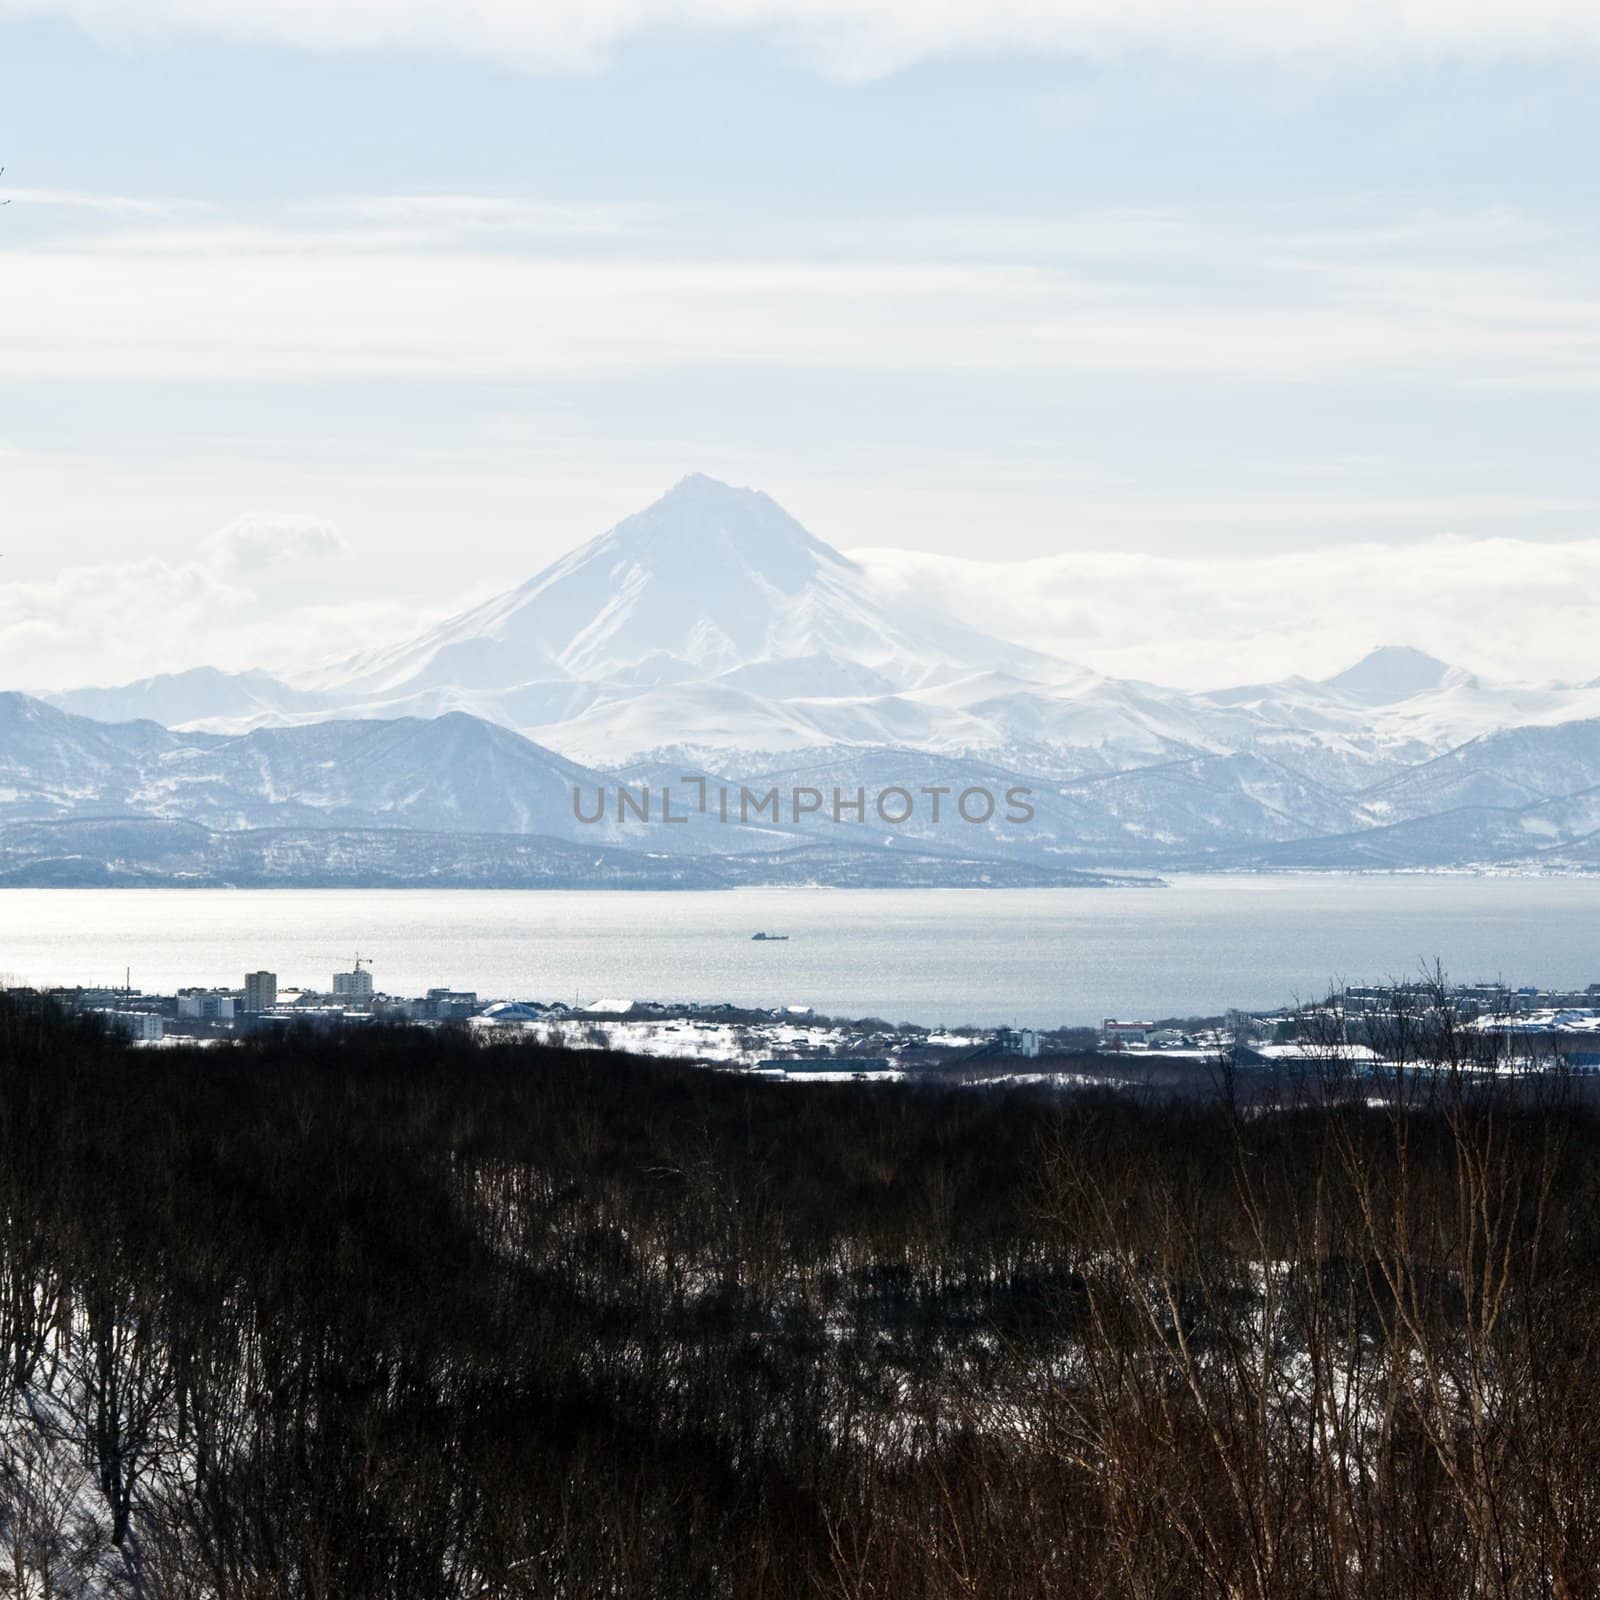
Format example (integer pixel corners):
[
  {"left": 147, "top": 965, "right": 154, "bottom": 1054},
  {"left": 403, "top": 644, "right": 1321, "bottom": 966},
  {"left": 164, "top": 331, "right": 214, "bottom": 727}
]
[{"left": 333, "top": 967, "right": 374, "bottom": 1004}]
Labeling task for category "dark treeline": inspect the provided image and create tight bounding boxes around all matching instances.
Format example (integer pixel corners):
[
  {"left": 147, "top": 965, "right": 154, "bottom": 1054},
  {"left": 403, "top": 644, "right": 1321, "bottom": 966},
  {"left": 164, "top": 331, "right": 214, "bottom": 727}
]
[{"left": 3, "top": 991, "right": 1600, "bottom": 1597}]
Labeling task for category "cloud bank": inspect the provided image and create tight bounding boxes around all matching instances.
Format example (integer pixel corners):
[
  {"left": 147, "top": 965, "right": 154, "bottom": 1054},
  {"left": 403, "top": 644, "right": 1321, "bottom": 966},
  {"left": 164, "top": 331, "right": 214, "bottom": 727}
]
[
  {"left": 10, "top": 518, "right": 1600, "bottom": 696},
  {"left": 3, "top": 226, "right": 1597, "bottom": 387},
  {"left": 8, "top": 0, "right": 1600, "bottom": 74},
  {"left": 198, "top": 514, "right": 347, "bottom": 580},
  {"left": 0, "top": 513, "right": 407, "bottom": 691},
  {"left": 850, "top": 534, "right": 1600, "bottom": 690}
]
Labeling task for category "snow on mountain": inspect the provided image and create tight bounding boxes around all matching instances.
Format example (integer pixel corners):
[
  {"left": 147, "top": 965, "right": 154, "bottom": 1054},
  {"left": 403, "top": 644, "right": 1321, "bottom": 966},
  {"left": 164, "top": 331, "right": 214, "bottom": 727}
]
[
  {"left": 1361, "top": 677, "right": 1600, "bottom": 750},
  {"left": 1196, "top": 651, "right": 1600, "bottom": 787},
  {"left": 17, "top": 686, "right": 1600, "bottom": 877},
  {"left": 1321, "top": 645, "right": 1465, "bottom": 706},
  {"left": 0, "top": 692, "right": 173, "bottom": 819},
  {"left": 728, "top": 744, "right": 1370, "bottom": 863},
  {"left": 279, "top": 473, "right": 1316, "bottom": 776},
  {"left": 0, "top": 695, "right": 679, "bottom": 849},
  {"left": 0, "top": 695, "right": 1135, "bottom": 886},
  {"left": 1363, "top": 718, "right": 1600, "bottom": 824},
  {"left": 146, "top": 713, "right": 603, "bottom": 838},
  {"left": 48, "top": 477, "right": 1586, "bottom": 787},
  {"left": 28, "top": 475, "right": 1600, "bottom": 878},
  {"left": 309, "top": 474, "right": 1075, "bottom": 701},
  {"left": 47, "top": 666, "right": 327, "bottom": 730}
]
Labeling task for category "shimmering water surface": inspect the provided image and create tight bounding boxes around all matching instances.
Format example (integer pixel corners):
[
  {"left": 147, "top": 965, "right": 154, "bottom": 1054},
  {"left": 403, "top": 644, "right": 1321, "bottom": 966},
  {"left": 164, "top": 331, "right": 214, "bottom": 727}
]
[{"left": 3, "top": 876, "right": 1597, "bottom": 1027}]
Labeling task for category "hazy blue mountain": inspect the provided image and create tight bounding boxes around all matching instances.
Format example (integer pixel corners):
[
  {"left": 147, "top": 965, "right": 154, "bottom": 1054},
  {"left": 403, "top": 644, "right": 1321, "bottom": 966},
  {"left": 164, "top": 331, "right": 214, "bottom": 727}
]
[
  {"left": 0, "top": 692, "right": 173, "bottom": 820},
  {"left": 1322, "top": 645, "right": 1464, "bottom": 706},
  {"left": 0, "top": 815, "right": 1129, "bottom": 890},
  {"left": 24, "top": 477, "right": 1600, "bottom": 879},
  {"left": 0, "top": 815, "right": 729, "bottom": 889},
  {"left": 47, "top": 666, "right": 327, "bottom": 729},
  {"left": 0, "top": 695, "right": 1136, "bottom": 885},
  {"left": 46, "top": 480, "right": 1600, "bottom": 792},
  {"left": 1362, "top": 719, "right": 1600, "bottom": 824},
  {"left": 13, "top": 685, "right": 1600, "bottom": 877},
  {"left": 50, "top": 478, "right": 1272, "bottom": 773}
]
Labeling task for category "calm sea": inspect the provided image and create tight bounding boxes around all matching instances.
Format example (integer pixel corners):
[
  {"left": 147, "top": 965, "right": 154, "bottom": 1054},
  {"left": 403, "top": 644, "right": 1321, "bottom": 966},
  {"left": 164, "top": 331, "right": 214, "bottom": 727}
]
[{"left": 3, "top": 876, "right": 1597, "bottom": 1028}]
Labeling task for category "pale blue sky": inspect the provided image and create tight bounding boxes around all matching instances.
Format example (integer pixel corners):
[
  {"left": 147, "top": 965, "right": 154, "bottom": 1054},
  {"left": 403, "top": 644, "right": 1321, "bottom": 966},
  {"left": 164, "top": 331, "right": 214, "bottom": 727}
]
[{"left": 2, "top": 5, "right": 1599, "bottom": 688}]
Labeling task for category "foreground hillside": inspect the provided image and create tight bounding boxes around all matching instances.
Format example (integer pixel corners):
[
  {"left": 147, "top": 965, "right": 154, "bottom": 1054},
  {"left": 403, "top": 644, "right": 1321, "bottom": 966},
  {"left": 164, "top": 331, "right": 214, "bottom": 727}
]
[{"left": 2, "top": 995, "right": 1600, "bottom": 1598}]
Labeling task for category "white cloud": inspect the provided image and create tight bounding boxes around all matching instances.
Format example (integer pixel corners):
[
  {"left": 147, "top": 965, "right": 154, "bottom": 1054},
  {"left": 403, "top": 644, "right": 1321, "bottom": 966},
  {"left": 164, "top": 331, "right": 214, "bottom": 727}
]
[
  {"left": 0, "top": 512, "right": 392, "bottom": 690},
  {"left": 13, "top": 507, "right": 1600, "bottom": 697},
  {"left": 2, "top": 229, "right": 1597, "bottom": 385},
  {"left": 198, "top": 513, "right": 347, "bottom": 579},
  {"left": 328, "top": 195, "right": 657, "bottom": 238},
  {"left": 7, "top": 0, "right": 1600, "bottom": 74},
  {"left": 5, "top": 197, "right": 1593, "bottom": 386},
  {"left": 0, "top": 185, "right": 174, "bottom": 217},
  {"left": 850, "top": 534, "right": 1600, "bottom": 689}
]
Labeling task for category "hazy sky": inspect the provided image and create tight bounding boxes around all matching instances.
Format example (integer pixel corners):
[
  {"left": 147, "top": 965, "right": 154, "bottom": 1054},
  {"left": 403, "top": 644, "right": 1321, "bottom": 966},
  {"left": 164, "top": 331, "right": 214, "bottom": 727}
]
[{"left": 3, "top": 2, "right": 1600, "bottom": 690}]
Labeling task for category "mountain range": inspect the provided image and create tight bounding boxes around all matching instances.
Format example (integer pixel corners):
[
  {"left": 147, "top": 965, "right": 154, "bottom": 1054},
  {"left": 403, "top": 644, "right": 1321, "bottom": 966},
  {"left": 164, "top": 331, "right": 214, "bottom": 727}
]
[{"left": 17, "top": 473, "right": 1600, "bottom": 886}]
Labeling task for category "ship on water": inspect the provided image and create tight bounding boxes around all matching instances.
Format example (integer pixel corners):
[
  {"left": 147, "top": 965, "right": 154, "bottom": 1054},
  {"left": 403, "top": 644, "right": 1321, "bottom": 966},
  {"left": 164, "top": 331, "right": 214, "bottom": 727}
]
[{"left": 751, "top": 932, "right": 790, "bottom": 942}]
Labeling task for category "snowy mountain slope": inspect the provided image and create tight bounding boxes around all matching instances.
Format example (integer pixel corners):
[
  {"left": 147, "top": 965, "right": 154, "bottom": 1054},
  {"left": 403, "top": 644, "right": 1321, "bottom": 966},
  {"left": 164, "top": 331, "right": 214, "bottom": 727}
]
[
  {"left": 0, "top": 692, "right": 174, "bottom": 819},
  {"left": 1052, "top": 751, "right": 1377, "bottom": 856},
  {"left": 1181, "top": 651, "right": 1600, "bottom": 808},
  {"left": 144, "top": 713, "right": 608, "bottom": 838},
  {"left": 46, "top": 480, "right": 1598, "bottom": 796},
  {"left": 1360, "top": 718, "right": 1600, "bottom": 824},
  {"left": 1209, "top": 799, "right": 1600, "bottom": 873},
  {"left": 321, "top": 472, "right": 1278, "bottom": 776},
  {"left": 1194, "top": 671, "right": 1428, "bottom": 772},
  {"left": 0, "top": 695, "right": 706, "bottom": 850},
  {"left": 25, "top": 475, "right": 1600, "bottom": 877},
  {"left": 47, "top": 666, "right": 328, "bottom": 729},
  {"left": 0, "top": 696, "right": 1083, "bottom": 873},
  {"left": 307, "top": 474, "right": 1080, "bottom": 701},
  {"left": 21, "top": 687, "right": 1600, "bottom": 875},
  {"left": 1363, "top": 678, "right": 1600, "bottom": 751},
  {"left": 1322, "top": 645, "right": 1464, "bottom": 706},
  {"left": 692, "top": 744, "right": 1374, "bottom": 864}
]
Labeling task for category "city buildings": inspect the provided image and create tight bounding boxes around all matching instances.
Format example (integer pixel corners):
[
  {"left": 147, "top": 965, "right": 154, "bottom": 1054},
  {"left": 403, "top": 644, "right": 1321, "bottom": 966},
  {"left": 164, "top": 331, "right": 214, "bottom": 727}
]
[
  {"left": 177, "top": 990, "right": 235, "bottom": 1022},
  {"left": 333, "top": 967, "right": 374, "bottom": 1005},
  {"left": 423, "top": 988, "right": 478, "bottom": 1021},
  {"left": 244, "top": 971, "right": 278, "bottom": 1012},
  {"left": 1100, "top": 1019, "right": 1154, "bottom": 1049},
  {"left": 94, "top": 1009, "right": 165, "bottom": 1041},
  {"left": 994, "top": 1026, "right": 1041, "bottom": 1059}
]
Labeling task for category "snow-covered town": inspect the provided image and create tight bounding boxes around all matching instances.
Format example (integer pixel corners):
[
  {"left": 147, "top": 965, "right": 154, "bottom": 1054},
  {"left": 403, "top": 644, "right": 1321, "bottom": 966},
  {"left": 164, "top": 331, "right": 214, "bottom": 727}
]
[
  {"left": 43, "top": 959, "right": 1069, "bottom": 1081},
  {"left": 38, "top": 962, "right": 1600, "bottom": 1082}
]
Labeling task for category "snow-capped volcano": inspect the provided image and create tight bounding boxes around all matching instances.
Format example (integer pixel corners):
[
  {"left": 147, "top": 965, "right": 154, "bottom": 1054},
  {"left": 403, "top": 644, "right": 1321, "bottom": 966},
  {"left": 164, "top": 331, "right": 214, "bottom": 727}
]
[
  {"left": 37, "top": 476, "right": 1600, "bottom": 872},
  {"left": 25, "top": 475, "right": 1600, "bottom": 880},
  {"left": 1322, "top": 645, "right": 1466, "bottom": 706},
  {"left": 310, "top": 474, "right": 1074, "bottom": 702}
]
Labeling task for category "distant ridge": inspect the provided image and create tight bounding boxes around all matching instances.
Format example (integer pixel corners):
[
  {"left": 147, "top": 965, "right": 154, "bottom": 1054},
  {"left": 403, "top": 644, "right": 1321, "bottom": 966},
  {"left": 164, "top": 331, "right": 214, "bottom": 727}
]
[
  {"left": 1323, "top": 645, "right": 1462, "bottom": 706},
  {"left": 0, "top": 692, "right": 1133, "bottom": 887},
  {"left": 44, "top": 477, "right": 1549, "bottom": 778},
  {"left": 51, "top": 665, "right": 325, "bottom": 728},
  {"left": 11, "top": 686, "right": 1600, "bottom": 879},
  {"left": 22, "top": 477, "right": 1600, "bottom": 881}
]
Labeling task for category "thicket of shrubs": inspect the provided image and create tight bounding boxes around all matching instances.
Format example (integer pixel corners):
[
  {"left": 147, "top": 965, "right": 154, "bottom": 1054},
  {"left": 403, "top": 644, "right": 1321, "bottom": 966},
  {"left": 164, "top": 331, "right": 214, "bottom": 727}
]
[{"left": 1, "top": 988, "right": 1598, "bottom": 1598}]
